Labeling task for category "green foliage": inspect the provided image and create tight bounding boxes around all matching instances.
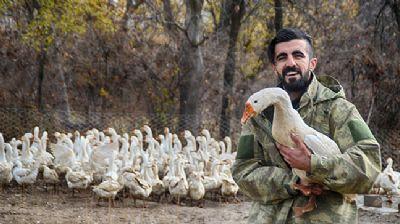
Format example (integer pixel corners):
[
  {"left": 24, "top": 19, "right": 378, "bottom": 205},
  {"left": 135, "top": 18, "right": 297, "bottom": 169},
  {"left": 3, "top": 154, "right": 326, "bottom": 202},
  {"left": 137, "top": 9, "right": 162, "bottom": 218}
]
[{"left": 1, "top": 0, "right": 119, "bottom": 51}]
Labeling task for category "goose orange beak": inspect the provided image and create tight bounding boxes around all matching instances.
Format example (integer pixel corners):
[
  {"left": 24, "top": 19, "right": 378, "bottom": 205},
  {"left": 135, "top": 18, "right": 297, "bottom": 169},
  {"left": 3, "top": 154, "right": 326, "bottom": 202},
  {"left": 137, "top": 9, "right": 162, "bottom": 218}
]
[{"left": 241, "top": 102, "right": 256, "bottom": 124}]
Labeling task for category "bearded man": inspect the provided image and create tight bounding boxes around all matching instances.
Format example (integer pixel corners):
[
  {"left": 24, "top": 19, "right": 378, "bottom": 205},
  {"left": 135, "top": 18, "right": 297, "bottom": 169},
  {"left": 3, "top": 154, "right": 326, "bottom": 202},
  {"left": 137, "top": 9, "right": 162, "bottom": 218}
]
[{"left": 232, "top": 28, "right": 381, "bottom": 224}]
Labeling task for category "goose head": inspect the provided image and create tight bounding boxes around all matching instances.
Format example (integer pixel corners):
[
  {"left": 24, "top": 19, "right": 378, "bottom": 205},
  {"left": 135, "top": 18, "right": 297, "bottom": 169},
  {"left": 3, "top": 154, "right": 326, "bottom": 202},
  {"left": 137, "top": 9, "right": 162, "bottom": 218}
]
[
  {"left": 130, "top": 136, "right": 139, "bottom": 147},
  {"left": 122, "top": 133, "right": 129, "bottom": 141},
  {"left": 133, "top": 129, "right": 143, "bottom": 141},
  {"left": 241, "top": 87, "right": 291, "bottom": 124},
  {"left": 164, "top": 127, "right": 170, "bottom": 135},
  {"left": 33, "top": 126, "right": 39, "bottom": 138},
  {"left": 142, "top": 125, "right": 152, "bottom": 137},
  {"left": 201, "top": 129, "right": 211, "bottom": 141},
  {"left": 40, "top": 131, "right": 48, "bottom": 152},
  {"left": 74, "top": 130, "right": 80, "bottom": 140},
  {"left": 184, "top": 130, "right": 192, "bottom": 139}
]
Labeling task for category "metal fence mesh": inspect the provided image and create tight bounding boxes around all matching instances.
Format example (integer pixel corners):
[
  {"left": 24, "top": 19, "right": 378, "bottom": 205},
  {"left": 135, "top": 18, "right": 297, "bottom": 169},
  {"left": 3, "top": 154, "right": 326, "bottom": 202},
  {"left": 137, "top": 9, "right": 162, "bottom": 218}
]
[
  {"left": 0, "top": 107, "right": 398, "bottom": 169},
  {"left": 0, "top": 107, "right": 242, "bottom": 145}
]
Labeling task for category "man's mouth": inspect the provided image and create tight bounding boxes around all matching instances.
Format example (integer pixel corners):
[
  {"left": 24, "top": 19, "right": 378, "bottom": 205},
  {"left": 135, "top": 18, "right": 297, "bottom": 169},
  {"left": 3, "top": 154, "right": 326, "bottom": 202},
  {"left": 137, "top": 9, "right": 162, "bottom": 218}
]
[{"left": 286, "top": 71, "right": 300, "bottom": 77}]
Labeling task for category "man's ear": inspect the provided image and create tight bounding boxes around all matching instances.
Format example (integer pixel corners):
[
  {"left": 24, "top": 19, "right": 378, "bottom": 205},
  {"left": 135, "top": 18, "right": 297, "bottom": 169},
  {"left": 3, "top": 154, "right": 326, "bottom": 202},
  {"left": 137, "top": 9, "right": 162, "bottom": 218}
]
[
  {"left": 309, "top": 57, "right": 318, "bottom": 71},
  {"left": 271, "top": 63, "right": 278, "bottom": 75}
]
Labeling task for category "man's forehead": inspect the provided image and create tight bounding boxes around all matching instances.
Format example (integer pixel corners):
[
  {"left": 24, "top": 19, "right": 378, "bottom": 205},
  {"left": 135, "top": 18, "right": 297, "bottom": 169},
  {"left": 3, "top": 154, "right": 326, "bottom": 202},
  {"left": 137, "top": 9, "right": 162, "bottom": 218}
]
[{"left": 275, "top": 39, "right": 308, "bottom": 55}]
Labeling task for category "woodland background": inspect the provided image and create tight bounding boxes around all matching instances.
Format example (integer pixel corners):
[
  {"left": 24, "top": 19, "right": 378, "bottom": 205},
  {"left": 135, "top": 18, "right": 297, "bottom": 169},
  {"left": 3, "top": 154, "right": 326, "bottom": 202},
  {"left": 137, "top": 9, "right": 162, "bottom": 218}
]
[{"left": 0, "top": 0, "right": 399, "bottom": 168}]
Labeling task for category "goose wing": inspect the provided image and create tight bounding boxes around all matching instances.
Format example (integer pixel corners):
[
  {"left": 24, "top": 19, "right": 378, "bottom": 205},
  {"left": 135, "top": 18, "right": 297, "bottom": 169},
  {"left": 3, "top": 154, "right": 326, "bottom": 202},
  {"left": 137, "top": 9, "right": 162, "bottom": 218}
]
[{"left": 304, "top": 134, "right": 341, "bottom": 157}]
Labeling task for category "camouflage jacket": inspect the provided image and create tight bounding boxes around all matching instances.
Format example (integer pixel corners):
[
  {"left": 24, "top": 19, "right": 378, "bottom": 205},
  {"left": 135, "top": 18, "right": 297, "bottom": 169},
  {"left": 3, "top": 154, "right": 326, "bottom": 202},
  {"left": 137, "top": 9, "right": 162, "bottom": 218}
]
[{"left": 232, "top": 74, "right": 382, "bottom": 224}]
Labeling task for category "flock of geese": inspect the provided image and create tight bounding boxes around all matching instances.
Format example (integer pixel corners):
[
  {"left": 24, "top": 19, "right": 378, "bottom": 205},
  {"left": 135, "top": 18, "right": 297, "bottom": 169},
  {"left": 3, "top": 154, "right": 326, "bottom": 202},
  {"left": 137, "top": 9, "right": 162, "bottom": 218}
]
[{"left": 0, "top": 126, "right": 239, "bottom": 207}]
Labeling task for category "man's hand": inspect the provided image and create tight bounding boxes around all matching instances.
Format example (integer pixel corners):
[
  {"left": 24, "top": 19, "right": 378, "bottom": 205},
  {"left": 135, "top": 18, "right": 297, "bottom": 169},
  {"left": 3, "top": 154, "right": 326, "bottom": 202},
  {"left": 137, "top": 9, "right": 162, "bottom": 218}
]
[{"left": 276, "top": 133, "right": 312, "bottom": 172}]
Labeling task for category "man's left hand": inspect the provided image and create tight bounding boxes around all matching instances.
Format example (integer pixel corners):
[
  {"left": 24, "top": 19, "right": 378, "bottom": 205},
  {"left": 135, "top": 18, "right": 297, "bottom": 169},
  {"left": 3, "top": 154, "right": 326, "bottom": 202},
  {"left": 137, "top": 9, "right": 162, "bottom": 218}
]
[{"left": 276, "top": 133, "right": 312, "bottom": 172}]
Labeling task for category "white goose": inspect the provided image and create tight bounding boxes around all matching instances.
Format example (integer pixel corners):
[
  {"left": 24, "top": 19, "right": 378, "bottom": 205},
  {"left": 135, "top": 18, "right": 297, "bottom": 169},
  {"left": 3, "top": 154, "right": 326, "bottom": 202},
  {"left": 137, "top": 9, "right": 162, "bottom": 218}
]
[
  {"left": 0, "top": 134, "right": 13, "bottom": 188},
  {"left": 374, "top": 158, "right": 400, "bottom": 195},
  {"left": 51, "top": 141, "right": 76, "bottom": 174},
  {"left": 220, "top": 136, "right": 235, "bottom": 161},
  {"left": 241, "top": 87, "right": 343, "bottom": 216},
  {"left": 187, "top": 168, "right": 205, "bottom": 207},
  {"left": 36, "top": 131, "right": 54, "bottom": 166},
  {"left": 92, "top": 151, "right": 122, "bottom": 206},
  {"left": 42, "top": 165, "right": 59, "bottom": 192},
  {"left": 31, "top": 126, "right": 41, "bottom": 154},
  {"left": 169, "top": 157, "right": 188, "bottom": 205},
  {"left": 202, "top": 160, "right": 222, "bottom": 195},
  {"left": 13, "top": 160, "right": 40, "bottom": 191},
  {"left": 65, "top": 166, "right": 93, "bottom": 196},
  {"left": 220, "top": 161, "right": 239, "bottom": 202},
  {"left": 20, "top": 134, "right": 34, "bottom": 167},
  {"left": 121, "top": 156, "right": 152, "bottom": 207},
  {"left": 90, "top": 136, "right": 119, "bottom": 182},
  {"left": 9, "top": 138, "right": 21, "bottom": 164}
]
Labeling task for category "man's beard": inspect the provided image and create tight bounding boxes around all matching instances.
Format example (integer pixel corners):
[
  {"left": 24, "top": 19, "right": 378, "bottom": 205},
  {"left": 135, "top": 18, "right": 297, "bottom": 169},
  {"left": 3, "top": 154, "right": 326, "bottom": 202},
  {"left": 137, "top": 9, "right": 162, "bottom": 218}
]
[{"left": 278, "top": 66, "right": 311, "bottom": 92}]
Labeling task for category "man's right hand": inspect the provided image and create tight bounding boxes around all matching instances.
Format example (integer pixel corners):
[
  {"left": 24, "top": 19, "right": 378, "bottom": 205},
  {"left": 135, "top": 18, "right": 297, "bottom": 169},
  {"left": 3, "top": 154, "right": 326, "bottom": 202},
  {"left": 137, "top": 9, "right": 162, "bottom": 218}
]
[{"left": 293, "top": 182, "right": 324, "bottom": 196}]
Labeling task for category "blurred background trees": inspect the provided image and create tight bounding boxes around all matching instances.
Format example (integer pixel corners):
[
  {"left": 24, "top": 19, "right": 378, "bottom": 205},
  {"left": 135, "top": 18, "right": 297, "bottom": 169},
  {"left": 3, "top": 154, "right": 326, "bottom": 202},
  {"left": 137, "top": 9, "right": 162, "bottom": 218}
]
[{"left": 0, "top": 0, "right": 399, "bottom": 166}]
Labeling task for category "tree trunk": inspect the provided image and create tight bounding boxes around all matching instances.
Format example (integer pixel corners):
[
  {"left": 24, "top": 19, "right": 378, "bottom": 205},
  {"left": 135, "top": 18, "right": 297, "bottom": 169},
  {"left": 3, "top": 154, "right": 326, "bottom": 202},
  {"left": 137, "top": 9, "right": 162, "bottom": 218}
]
[
  {"left": 387, "top": 0, "right": 400, "bottom": 48},
  {"left": 217, "top": 0, "right": 232, "bottom": 31},
  {"left": 178, "top": 0, "right": 205, "bottom": 133},
  {"left": 219, "top": 0, "right": 245, "bottom": 138},
  {"left": 274, "top": 0, "right": 283, "bottom": 32},
  {"left": 37, "top": 47, "right": 45, "bottom": 112},
  {"left": 51, "top": 41, "right": 71, "bottom": 125}
]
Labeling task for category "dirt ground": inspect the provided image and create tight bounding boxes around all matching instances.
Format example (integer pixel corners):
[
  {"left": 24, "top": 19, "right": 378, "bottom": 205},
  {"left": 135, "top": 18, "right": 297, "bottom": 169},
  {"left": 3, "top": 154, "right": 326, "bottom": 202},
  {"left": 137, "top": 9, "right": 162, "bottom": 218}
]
[{"left": 0, "top": 183, "right": 399, "bottom": 224}]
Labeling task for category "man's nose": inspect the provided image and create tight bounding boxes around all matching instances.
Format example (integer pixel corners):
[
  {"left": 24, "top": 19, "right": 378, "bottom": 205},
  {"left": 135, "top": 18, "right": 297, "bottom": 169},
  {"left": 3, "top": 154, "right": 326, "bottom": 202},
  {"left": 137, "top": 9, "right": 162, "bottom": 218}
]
[{"left": 286, "top": 55, "right": 296, "bottom": 67}]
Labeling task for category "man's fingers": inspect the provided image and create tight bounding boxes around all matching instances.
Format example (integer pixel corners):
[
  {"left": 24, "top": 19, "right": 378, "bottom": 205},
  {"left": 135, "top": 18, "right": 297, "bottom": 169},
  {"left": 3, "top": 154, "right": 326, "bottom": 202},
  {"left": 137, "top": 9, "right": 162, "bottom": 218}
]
[
  {"left": 290, "top": 133, "right": 312, "bottom": 156},
  {"left": 290, "top": 133, "right": 302, "bottom": 145}
]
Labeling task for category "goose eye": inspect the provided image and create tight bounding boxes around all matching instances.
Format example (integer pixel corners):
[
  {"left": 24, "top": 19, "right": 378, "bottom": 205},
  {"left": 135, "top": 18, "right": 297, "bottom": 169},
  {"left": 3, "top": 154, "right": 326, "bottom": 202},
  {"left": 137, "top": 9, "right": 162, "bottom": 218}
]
[{"left": 254, "top": 100, "right": 258, "bottom": 103}]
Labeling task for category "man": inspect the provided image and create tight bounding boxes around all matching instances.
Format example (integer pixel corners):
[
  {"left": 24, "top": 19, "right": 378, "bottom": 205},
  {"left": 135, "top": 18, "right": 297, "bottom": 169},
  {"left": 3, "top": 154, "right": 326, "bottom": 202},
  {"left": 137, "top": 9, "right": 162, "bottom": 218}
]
[{"left": 232, "top": 28, "right": 381, "bottom": 223}]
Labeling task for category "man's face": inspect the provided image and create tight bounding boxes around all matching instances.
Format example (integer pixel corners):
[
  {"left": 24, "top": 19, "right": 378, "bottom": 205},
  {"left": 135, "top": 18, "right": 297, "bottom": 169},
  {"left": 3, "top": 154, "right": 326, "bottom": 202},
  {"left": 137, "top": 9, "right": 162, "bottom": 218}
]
[{"left": 272, "top": 39, "right": 317, "bottom": 92}]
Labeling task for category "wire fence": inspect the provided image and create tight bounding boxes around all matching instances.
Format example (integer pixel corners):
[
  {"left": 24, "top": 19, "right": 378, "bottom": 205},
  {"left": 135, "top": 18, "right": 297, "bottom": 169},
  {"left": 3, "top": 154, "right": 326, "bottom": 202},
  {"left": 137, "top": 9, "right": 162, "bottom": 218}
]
[
  {"left": 0, "top": 107, "right": 242, "bottom": 145},
  {"left": 0, "top": 107, "right": 398, "bottom": 169}
]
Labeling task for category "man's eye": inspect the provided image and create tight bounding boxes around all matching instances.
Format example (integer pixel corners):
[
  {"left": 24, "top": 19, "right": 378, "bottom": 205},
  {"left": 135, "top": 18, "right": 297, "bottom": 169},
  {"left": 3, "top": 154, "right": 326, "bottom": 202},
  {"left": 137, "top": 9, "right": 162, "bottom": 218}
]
[{"left": 293, "top": 53, "right": 305, "bottom": 58}]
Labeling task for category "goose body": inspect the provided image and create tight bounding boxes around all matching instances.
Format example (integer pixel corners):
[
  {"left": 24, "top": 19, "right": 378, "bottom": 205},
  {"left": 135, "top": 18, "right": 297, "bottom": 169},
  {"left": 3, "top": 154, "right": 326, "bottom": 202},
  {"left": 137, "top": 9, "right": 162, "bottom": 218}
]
[
  {"left": 65, "top": 167, "right": 92, "bottom": 190},
  {"left": 188, "top": 171, "right": 205, "bottom": 201},
  {"left": 241, "top": 87, "right": 346, "bottom": 216},
  {"left": 169, "top": 159, "right": 188, "bottom": 203},
  {"left": 241, "top": 87, "right": 342, "bottom": 181},
  {"left": 374, "top": 158, "right": 400, "bottom": 195},
  {"left": 0, "top": 134, "right": 13, "bottom": 185},
  {"left": 13, "top": 160, "right": 40, "bottom": 185},
  {"left": 93, "top": 179, "right": 122, "bottom": 199},
  {"left": 42, "top": 165, "right": 59, "bottom": 185}
]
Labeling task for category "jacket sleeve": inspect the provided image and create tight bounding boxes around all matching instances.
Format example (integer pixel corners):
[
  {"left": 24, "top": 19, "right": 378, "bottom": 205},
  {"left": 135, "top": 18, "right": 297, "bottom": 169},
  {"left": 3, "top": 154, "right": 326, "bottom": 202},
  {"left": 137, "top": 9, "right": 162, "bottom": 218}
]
[
  {"left": 232, "top": 121, "right": 299, "bottom": 204},
  {"left": 307, "top": 98, "right": 382, "bottom": 194}
]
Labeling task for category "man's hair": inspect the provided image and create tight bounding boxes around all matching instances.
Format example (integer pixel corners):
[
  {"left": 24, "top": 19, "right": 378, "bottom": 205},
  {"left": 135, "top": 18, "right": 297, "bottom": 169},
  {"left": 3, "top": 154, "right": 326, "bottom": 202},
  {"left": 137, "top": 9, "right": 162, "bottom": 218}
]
[{"left": 267, "top": 28, "right": 314, "bottom": 64}]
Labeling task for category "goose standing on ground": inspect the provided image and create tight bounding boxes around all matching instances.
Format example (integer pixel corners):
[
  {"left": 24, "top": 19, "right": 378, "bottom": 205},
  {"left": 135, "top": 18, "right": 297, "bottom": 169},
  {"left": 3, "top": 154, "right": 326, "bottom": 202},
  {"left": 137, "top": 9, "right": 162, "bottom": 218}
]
[
  {"left": 169, "top": 157, "right": 188, "bottom": 205},
  {"left": 93, "top": 151, "right": 122, "bottom": 206},
  {"left": 0, "top": 134, "right": 13, "bottom": 189},
  {"left": 122, "top": 153, "right": 152, "bottom": 207},
  {"left": 13, "top": 160, "right": 40, "bottom": 192},
  {"left": 36, "top": 131, "right": 54, "bottom": 166},
  {"left": 65, "top": 166, "right": 93, "bottom": 197},
  {"left": 20, "top": 134, "right": 34, "bottom": 168},
  {"left": 187, "top": 168, "right": 205, "bottom": 207},
  {"left": 374, "top": 158, "right": 400, "bottom": 195},
  {"left": 42, "top": 165, "right": 59, "bottom": 193},
  {"left": 51, "top": 141, "right": 76, "bottom": 175},
  {"left": 241, "top": 87, "right": 344, "bottom": 216},
  {"left": 9, "top": 138, "right": 21, "bottom": 164},
  {"left": 31, "top": 126, "right": 41, "bottom": 154}
]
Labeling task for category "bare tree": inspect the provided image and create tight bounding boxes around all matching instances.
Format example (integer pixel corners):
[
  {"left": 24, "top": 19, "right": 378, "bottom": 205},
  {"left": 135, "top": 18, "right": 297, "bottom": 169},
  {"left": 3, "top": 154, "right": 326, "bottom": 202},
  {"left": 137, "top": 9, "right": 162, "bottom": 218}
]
[
  {"left": 220, "top": 0, "right": 245, "bottom": 137},
  {"left": 178, "top": 0, "right": 206, "bottom": 133},
  {"left": 274, "top": 0, "right": 283, "bottom": 32}
]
